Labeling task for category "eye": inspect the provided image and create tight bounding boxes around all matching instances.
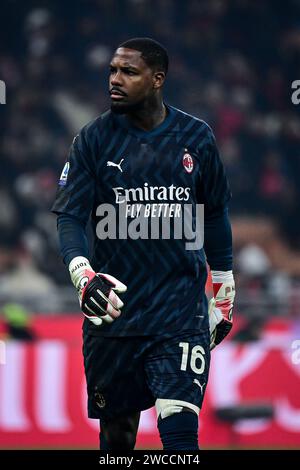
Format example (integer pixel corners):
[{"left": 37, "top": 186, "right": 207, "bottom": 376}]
[
  {"left": 123, "top": 69, "right": 137, "bottom": 76},
  {"left": 109, "top": 66, "right": 117, "bottom": 74}
]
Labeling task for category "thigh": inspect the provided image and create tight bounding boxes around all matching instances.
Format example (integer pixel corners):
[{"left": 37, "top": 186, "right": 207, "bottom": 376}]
[
  {"left": 83, "top": 334, "right": 155, "bottom": 420},
  {"left": 145, "top": 329, "right": 210, "bottom": 411}
]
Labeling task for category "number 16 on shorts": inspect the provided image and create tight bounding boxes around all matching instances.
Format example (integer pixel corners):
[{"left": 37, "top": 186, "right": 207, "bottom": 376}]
[{"left": 179, "top": 342, "right": 205, "bottom": 374}]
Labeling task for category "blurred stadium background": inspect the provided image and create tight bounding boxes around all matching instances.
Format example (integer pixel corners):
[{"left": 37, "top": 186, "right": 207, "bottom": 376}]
[{"left": 1, "top": 0, "right": 300, "bottom": 449}]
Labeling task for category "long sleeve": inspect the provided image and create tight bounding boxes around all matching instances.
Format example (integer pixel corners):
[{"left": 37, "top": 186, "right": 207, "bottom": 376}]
[
  {"left": 57, "top": 213, "right": 89, "bottom": 266},
  {"left": 51, "top": 130, "right": 95, "bottom": 225},
  {"left": 204, "top": 206, "right": 233, "bottom": 271}
]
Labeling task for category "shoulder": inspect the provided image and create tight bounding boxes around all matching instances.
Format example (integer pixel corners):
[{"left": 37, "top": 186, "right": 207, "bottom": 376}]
[
  {"left": 69, "top": 111, "right": 113, "bottom": 167},
  {"left": 168, "top": 105, "right": 215, "bottom": 142},
  {"left": 168, "top": 105, "right": 217, "bottom": 156},
  {"left": 79, "top": 109, "right": 113, "bottom": 144}
]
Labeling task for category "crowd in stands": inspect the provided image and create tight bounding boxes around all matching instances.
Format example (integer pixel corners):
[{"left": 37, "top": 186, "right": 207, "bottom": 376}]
[{"left": 1, "top": 0, "right": 300, "bottom": 314}]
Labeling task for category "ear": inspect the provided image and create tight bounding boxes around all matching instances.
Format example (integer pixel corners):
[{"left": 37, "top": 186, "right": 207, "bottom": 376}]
[{"left": 153, "top": 71, "right": 165, "bottom": 90}]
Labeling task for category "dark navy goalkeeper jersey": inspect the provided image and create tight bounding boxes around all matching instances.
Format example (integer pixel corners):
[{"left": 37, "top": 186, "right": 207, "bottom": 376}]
[{"left": 52, "top": 104, "right": 231, "bottom": 336}]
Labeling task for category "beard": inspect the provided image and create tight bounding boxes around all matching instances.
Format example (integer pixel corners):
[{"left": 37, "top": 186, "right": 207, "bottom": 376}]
[{"left": 110, "top": 98, "right": 145, "bottom": 115}]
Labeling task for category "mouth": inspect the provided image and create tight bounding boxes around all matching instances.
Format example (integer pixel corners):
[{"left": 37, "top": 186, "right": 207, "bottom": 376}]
[{"left": 110, "top": 89, "right": 127, "bottom": 100}]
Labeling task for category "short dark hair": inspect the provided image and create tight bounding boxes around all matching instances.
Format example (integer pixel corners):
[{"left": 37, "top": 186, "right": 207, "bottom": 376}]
[{"left": 118, "top": 37, "right": 169, "bottom": 74}]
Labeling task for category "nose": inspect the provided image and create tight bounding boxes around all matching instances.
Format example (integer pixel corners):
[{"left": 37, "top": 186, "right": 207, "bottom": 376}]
[{"left": 110, "top": 70, "right": 123, "bottom": 87}]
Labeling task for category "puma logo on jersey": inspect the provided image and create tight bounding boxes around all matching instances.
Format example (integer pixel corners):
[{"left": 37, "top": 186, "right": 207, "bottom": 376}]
[
  {"left": 193, "top": 379, "right": 206, "bottom": 395},
  {"left": 107, "top": 158, "right": 124, "bottom": 173}
]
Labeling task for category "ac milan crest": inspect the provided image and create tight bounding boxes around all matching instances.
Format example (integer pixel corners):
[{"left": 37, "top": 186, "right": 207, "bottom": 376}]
[
  {"left": 94, "top": 391, "right": 106, "bottom": 409},
  {"left": 182, "top": 149, "right": 194, "bottom": 173}
]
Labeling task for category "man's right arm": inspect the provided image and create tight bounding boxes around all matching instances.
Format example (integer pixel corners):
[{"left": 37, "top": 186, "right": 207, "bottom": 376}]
[
  {"left": 57, "top": 213, "right": 89, "bottom": 266},
  {"left": 52, "top": 129, "right": 126, "bottom": 326}
]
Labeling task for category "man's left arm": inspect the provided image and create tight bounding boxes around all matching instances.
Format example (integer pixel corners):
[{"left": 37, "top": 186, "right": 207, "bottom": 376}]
[
  {"left": 200, "top": 126, "right": 235, "bottom": 349},
  {"left": 204, "top": 206, "right": 235, "bottom": 349}
]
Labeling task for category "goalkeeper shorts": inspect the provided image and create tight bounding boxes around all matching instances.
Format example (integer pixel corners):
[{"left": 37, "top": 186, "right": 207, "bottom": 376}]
[{"left": 83, "top": 327, "right": 210, "bottom": 420}]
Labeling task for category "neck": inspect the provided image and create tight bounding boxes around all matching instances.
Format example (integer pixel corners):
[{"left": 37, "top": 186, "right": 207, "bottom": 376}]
[{"left": 127, "top": 96, "right": 167, "bottom": 131}]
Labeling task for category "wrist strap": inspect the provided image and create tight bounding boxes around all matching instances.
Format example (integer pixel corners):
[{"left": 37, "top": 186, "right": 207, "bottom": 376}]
[
  {"left": 69, "top": 256, "right": 92, "bottom": 289},
  {"left": 211, "top": 270, "right": 234, "bottom": 284}
]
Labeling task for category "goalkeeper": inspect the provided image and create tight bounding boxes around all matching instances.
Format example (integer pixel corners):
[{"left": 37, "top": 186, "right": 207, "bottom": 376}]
[{"left": 52, "top": 37, "right": 235, "bottom": 450}]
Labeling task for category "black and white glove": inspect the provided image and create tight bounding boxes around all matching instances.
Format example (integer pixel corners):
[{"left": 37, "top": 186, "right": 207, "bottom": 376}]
[{"left": 69, "top": 256, "right": 127, "bottom": 326}]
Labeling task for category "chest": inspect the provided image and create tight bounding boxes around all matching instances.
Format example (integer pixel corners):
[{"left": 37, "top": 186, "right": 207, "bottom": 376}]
[{"left": 96, "top": 139, "right": 203, "bottom": 204}]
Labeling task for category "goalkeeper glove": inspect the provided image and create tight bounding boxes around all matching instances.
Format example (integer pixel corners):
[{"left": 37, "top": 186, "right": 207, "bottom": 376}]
[
  {"left": 209, "top": 270, "right": 235, "bottom": 350},
  {"left": 69, "top": 256, "right": 127, "bottom": 326}
]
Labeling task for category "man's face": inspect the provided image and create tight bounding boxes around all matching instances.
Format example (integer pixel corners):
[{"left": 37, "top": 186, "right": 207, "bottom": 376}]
[{"left": 109, "top": 48, "right": 156, "bottom": 114}]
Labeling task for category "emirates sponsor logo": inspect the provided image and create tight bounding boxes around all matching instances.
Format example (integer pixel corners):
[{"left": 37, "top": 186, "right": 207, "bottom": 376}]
[{"left": 112, "top": 183, "right": 191, "bottom": 204}]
